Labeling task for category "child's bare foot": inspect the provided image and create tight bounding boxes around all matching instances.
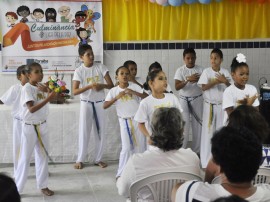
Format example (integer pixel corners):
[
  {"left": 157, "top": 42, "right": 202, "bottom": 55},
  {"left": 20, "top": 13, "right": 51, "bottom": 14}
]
[
  {"left": 74, "top": 162, "right": 83, "bottom": 169},
  {"left": 94, "top": 161, "right": 107, "bottom": 168},
  {"left": 41, "top": 188, "right": 54, "bottom": 196}
]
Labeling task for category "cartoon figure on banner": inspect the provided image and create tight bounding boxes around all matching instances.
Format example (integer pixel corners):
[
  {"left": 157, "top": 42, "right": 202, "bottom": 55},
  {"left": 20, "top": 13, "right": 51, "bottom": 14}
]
[
  {"left": 58, "top": 6, "right": 72, "bottom": 22},
  {"left": 81, "top": 4, "right": 101, "bottom": 34},
  {"left": 45, "top": 8, "right": 57, "bottom": 22},
  {"left": 17, "top": 5, "right": 30, "bottom": 23},
  {"left": 5, "top": 12, "right": 18, "bottom": 27},
  {"left": 72, "top": 11, "right": 86, "bottom": 29},
  {"left": 76, "top": 27, "right": 92, "bottom": 46},
  {"left": 31, "top": 8, "right": 44, "bottom": 22}
]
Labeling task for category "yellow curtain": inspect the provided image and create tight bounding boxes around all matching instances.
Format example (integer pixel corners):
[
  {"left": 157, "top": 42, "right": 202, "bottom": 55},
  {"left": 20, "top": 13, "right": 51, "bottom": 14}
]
[{"left": 102, "top": 0, "right": 270, "bottom": 41}]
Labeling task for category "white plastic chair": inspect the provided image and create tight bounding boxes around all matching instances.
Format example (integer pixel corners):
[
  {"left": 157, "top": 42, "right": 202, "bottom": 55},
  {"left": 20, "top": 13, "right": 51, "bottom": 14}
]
[
  {"left": 129, "top": 171, "right": 202, "bottom": 202},
  {"left": 253, "top": 167, "right": 270, "bottom": 185}
]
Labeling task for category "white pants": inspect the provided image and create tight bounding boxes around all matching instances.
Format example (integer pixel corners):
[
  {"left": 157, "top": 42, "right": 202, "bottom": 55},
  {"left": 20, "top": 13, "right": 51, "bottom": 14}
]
[
  {"left": 76, "top": 100, "right": 106, "bottom": 163},
  {"left": 179, "top": 95, "right": 203, "bottom": 154},
  {"left": 13, "top": 118, "right": 23, "bottom": 175},
  {"left": 117, "top": 117, "right": 146, "bottom": 177},
  {"left": 200, "top": 102, "right": 224, "bottom": 168},
  {"left": 15, "top": 122, "right": 49, "bottom": 193}
]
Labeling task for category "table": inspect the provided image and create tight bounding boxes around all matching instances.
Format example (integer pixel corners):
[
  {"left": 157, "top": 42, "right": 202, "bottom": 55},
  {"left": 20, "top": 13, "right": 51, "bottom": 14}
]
[{"left": 0, "top": 99, "right": 121, "bottom": 163}]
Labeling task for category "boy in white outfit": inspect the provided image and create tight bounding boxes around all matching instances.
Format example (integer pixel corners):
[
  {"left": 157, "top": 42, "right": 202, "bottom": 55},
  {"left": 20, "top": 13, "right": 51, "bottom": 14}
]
[
  {"left": 174, "top": 48, "right": 204, "bottom": 154},
  {"left": 197, "top": 48, "right": 232, "bottom": 168},
  {"left": 73, "top": 44, "right": 113, "bottom": 169}
]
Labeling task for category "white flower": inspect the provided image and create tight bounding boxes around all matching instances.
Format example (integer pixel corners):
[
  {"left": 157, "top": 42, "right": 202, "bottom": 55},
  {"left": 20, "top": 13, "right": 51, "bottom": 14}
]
[{"left": 236, "top": 53, "right": 246, "bottom": 63}]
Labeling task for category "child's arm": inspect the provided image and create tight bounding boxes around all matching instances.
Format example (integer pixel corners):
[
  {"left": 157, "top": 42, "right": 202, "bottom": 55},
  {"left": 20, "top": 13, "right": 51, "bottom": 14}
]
[
  {"left": 103, "top": 91, "right": 125, "bottom": 109},
  {"left": 125, "top": 88, "right": 148, "bottom": 99},
  {"left": 26, "top": 91, "right": 57, "bottom": 113},
  {"left": 73, "top": 80, "right": 94, "bottom": 95},
  {"left": 138, "top": 122, "right": 150, "bottom": 138},
  {"left": 215, "top": 73, "right": 231, "bottom": 87},
  {"left": 92, "top": 72, "right": 114, "bottom": 91},
  {"left": 201, "top": 80, "right": 219, "bottom": 91},
  {"left": 175, "top": 79, "right": 188, "bottom": 91}
]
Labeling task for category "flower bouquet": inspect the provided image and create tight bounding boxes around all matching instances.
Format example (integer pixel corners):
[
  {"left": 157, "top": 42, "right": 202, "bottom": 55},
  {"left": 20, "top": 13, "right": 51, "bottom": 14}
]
[{"left": 48, "top": 74, "right": 70, "bottom": 104}]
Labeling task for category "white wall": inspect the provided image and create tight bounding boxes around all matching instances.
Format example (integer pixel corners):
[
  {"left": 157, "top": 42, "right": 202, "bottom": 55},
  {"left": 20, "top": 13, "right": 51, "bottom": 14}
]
[{"left": 0, "top": 41, "right": 270, "bottom": 96}]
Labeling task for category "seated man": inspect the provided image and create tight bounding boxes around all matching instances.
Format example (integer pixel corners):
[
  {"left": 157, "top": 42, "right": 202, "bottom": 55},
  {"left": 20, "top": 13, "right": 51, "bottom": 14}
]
[
  {"left": 116, "top": 107, "right": 201, "bottom": 200},
  {"left": 172, "top": 126, "right": 270, "bottom": 202},
  {"left": 0, "top": 173, "right": 21, "bottom": 202}
]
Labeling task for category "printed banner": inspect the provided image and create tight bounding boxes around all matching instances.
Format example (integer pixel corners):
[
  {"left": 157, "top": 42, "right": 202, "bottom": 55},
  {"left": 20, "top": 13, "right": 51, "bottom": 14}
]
[{"left": 0, "top": 0, "right": 103, "bottom": 73}]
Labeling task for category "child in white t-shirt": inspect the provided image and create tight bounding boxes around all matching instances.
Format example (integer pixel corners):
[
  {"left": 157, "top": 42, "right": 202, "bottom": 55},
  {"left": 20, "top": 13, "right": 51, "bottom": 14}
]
[
  {"left": 0, "top": 65, "right": 28, "bottom": 175},
  {"left": 104, "top": 66, "right": 147, "bottom": 178},
  {"left": 174, "top": 48, "right": 204, "bottom": 154},
  {"left": 134, "top": 69, "right": 183, "bottom": 144},
  {"left": 73, "top": 44, "right": 114, "bottom": 169},
  {"left": 15, "top": 62, "right": 56, "bottom": 196},
  {"left": 197, "top": 48, "right": 232, "bottom": 168},
  {"left": 223, "top": 53, "right": 259, "bottom": 124}
]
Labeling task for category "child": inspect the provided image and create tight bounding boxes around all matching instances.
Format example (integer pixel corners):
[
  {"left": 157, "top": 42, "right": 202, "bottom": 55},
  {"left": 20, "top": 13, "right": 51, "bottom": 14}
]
[
  {"left": 143, "top": 62, "right": 173, "bottom": 94},
  {"left": 123, "top": 60, "right": 143, "bottom": 88},
  {"left": 15, "top": 62, "right": 56, "bottom": 196},
  {"left": 174, "top": 48, "right": 204, "bottom": 154},
  {"left": 0, "top": 65, "right": 28, "bottom": 175},
  {"left": 197, "top": 48, "right": 232, "bottom": 168},
  {"left": 223, "top": 53, "right": 259, "bottom": 123},
  {"left": 104, "top": 66, "right": 147, "bottom": 178},
  {"left": 73, "top": 44, "right": 113, "bottom": 169},
  {"left": 134, "top": 69, "right": 183, "bottom": 144}
]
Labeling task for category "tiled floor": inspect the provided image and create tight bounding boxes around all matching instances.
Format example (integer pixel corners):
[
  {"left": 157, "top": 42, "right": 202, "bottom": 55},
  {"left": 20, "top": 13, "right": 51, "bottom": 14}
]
[{"left": 1, "top": 161, "right": 126, "bottom": 202}]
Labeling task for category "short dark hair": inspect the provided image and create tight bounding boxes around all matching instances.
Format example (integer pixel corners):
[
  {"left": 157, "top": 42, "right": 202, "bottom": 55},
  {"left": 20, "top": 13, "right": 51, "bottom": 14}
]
[
  {"left": 183, "top": 48, "right": 196, "bottom": 57},
  {"left": 211, "top": 48, "right": 223, "bottom": 59},
  {"left": 17, "top": 5, "right": 30, "bottom": 16},
  {"left": 0, "top": 173, "right": 21, "bottom": 202},
  {"left": 150, "top": 107, "right": 184, "bottom": 151},
  {"left": 212, "top": 195, "right": 248, "bottom": 202},
  {"left": 148, "top": 61, "right": 162, "bottom": 72},
  {"left": 228, "top": 105, "right": 270, "bottom": 144},
  {"left": 16, "top": 65, "right": 26, "bottom": 77},
  {"left": 230, "top": 56, "right": 248, "bottom": 73},
  {"left": 78, "top": 44, "right": 92, "bottom": 56},
  {"left": 24, "top": 62, "right": 42, "bottom": 74},
  {"left": 33, "top": 8, "right": 44, "bottom": 15},
  {"left": 123, "top": 60, "right": 137, "bottom": 68},
  {"left": 211, "top": 126, "right": 262, "bottom": 183}
]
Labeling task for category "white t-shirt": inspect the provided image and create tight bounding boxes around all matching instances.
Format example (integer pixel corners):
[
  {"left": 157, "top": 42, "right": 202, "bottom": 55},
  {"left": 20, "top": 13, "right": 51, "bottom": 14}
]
[
  {"left": 174, "top": 65, "right": 204, "bottom": 97},
  {"left": 176, "top": 180, "right": 270, "bottom": 202},
  {"left": 134, "top": 93, "right": 183, "bottom": 135},
  {"left": 223, "top": 83, "right": 259, "bottom": 110},
  {"left": 21, "top": 82, "right": 49, "bottom": 122},
  {"left": 198, "top": 67, "right": 232, "bottom": 103},
  {"left": 117, "top": 148, "right": 201, "bottom": 198},
  {"left": 222, "top": 84, "right": 259, "bottom": 124},
  {"left": 0, "top": 83, "right": 23, "bottom": 119},
  {"left": 73, "top": 63, "right": 109, "bottom": 101},
  {"left": 105, "top": 82, "right": 143, "bottom": 118}
]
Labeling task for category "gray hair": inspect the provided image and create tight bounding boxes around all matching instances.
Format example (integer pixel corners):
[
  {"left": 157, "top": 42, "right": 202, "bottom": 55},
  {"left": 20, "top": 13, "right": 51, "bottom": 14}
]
[{"left": 150, "top": 107, "right": 184, "bottom": 151}]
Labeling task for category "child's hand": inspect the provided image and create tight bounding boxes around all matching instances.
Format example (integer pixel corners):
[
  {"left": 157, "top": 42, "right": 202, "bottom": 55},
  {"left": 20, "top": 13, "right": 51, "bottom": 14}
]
[
  {"left": 92, "top": 83, "right": 103, "bottom": 91},
  {"left": 115, "top": 91, "right": 126, "bottom": 100},
  {"left": 124, "top": 88, "right": 133, "bottom": 96},
  {"left": 246, "top": 93, "right": 259, "bottom": 106},
  {"left": 187, "top": 73, "right": 200, "bottom": 83},
  {"left": 37, "top": 83, "right": 49, "bottom": 93},
  {"left": 47, "top": 91, "right": 57, "bottom": 101},
  {"left": 215, "top": 73, "right": 228, "bottom": 84}
]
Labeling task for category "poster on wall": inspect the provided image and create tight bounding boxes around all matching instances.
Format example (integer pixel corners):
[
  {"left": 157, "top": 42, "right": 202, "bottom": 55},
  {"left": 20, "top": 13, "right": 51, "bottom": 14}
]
[{"left": 0, "top": 0, "right": 103, "bottom": 73}]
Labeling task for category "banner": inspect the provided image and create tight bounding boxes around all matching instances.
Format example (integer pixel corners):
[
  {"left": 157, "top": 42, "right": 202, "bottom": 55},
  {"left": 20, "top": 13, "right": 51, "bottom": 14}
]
[{"left": 0, "top": 0, "right": 103, "bottom": 73}]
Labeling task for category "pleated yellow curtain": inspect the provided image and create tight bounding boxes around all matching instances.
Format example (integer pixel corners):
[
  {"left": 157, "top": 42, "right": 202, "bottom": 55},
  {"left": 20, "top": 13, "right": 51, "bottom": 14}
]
[{"left": 102, "top": 0, "right": 270, "bottom": 41}]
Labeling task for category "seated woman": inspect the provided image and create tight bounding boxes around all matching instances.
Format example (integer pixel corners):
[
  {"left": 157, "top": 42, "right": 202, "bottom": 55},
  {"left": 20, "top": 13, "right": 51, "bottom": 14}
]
[
  {"left": 116, "top": 107, "right": 201, "bottom": 200},
  {"left": 172, "top": 126, "right": 270, "bottom": 202},
  {"left": 205, "top": 105, "right": 270, "bottom": 183}
]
